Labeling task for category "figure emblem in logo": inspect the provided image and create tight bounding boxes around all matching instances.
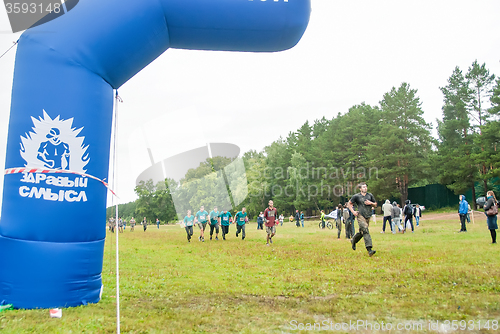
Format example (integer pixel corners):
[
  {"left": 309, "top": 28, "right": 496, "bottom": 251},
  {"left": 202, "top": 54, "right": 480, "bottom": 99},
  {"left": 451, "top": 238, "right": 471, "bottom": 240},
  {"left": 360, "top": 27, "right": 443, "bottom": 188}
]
[
  {"left": 20, "top": 110, "right": 90, "bottom": 173},
  {"left": 37, "top": 127, "right": 71, "bottom": 169}
]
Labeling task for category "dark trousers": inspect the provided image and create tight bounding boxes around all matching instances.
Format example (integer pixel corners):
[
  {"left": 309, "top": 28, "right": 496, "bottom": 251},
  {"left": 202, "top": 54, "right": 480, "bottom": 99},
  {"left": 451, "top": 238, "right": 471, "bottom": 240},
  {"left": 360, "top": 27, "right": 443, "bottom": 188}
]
[
  {"left": 185, "top": 226, "right": 193, "bottom": 240},
  {"left": 336, "top": 219, "right": 342, "bottom": 238},
  {"left": 352, "top": 216, "right": 372, "bottom": 249},
  {"left": 404, "top": 216, "right": 414, "bottom": 232},
  {"left": 345, "top": 219, "right": 353, "bottom": 238},
  {"left": 221, "top": 225, "right": 229, "bottom": 238},
  {"left": 257, "top": 221, "right": 263, "bottom": 229},
  {"left": 490, "top": 229, "right": 497, "bottom": 243},
  {"left": 210, "top": 224, "right": 219, "bottom": 236},
  {"left": 236, "top": 224, "right": 246, "bottom": 239},
  {"left": 459, "top": 214, "right": 467, "bottom": 231},
  {"left": 383, "top": 216, "right": 392, "bottom": 232}
]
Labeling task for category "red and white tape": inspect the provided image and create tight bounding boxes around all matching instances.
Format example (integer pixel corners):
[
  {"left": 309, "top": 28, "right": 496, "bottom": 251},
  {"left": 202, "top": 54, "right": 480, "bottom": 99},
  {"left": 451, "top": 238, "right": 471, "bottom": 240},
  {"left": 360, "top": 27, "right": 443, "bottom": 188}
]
[{"left": 4, "top": 167, "right": 118, "bottom": 197}]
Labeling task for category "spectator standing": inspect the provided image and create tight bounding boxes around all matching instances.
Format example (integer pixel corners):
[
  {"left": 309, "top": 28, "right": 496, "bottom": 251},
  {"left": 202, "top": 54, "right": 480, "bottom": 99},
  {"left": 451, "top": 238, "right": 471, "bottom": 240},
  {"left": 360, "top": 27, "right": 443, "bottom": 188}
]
[
  {"left": 300, "top": 211, "right": 304, "bottom": 227},
  {"left": 320, "top": 210, "right": 326, "bottom": 229},
  {"left": 109, "top": 217, "right": 115, "bottom": 233},
  {"left": 343, "top": 205, "right": 352, "bottom": 238},
  {"left": 349, "top": 208, "right": 355, "bottom": 237},
  {"left": 257, "top": 212, "right": 264, "bottom": 230},
  {"left": 295, "top": 210, "right": 300, "bottom": 227},
  {"left": 414, "top": 204, "right": 422, "bottom": 227},
  {"left": 391, "top": 202, "right": 401, "bottom": 234},
  {"left": 403, "top": 200, "right": 414, "bottom": 233},
  {"left": 458, "top": 195, "right": 468, "bottom": 233},
  {"left": 335, "top": 204, "right": 342, "bottom": 239},
  {"left": 466, "top": 203, "right": 472, "bottom": 223},
  {"left": 381, "top": 200, "right": 392, "bottom": 233},
  {"left": 484, "top": 191, "right": 498, "bottom": 244},
  {"left": 397, "top": 204, "right": 404, "bottom": 233}
]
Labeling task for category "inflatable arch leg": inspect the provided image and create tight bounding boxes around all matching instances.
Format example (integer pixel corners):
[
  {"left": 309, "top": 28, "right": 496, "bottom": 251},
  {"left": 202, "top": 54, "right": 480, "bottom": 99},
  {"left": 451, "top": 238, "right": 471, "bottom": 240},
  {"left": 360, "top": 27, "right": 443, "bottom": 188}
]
[{"left": 0, "top": 0, "right": 310, "bottom": 308}]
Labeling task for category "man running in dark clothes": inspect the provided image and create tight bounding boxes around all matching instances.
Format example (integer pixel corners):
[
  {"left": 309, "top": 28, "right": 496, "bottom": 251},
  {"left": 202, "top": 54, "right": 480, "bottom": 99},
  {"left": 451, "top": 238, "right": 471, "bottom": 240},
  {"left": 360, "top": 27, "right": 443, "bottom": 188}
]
[{"left": 347, "top": 182, "right": 377, "bottom": 257}]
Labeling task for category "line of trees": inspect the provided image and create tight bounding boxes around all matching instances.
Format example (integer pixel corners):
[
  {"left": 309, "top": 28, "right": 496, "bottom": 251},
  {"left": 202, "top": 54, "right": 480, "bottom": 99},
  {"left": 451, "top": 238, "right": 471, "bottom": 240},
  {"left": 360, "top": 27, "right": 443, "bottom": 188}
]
[
  {"left": 110, "top": 60, "right": 499, "bottom": 221},
  {"left": 435, "top": 61, "right": 500, "bottom": 207}
]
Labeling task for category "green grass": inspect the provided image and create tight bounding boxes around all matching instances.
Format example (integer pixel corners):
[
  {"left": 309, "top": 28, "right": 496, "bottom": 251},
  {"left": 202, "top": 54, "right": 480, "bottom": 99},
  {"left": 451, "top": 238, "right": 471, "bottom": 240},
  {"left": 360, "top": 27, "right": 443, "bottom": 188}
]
[
  {"left": 1, "top": 212, "right": 499, "bottom": 333},
  {"left": 422, "top": 206, "right": 458, "bottom": 213}
]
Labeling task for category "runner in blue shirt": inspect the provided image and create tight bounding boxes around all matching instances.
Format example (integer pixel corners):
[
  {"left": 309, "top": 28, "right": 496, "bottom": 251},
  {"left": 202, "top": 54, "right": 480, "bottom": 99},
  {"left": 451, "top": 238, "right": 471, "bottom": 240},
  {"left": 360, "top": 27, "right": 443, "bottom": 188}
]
[
  {"left": 219, "top": 209, "right": 233, "bottom": 240},
  {"left": 195, "top": 205, "right": 209, "bottom": 242},
  {"left": 209, "top": 206, "right": 220, "bottom": 241},
  {"left": 235, "top": 207, "right": 248, "bottom": 240},
  {"left": 183, "top": 210, "right": 195, "bottom": 242}
]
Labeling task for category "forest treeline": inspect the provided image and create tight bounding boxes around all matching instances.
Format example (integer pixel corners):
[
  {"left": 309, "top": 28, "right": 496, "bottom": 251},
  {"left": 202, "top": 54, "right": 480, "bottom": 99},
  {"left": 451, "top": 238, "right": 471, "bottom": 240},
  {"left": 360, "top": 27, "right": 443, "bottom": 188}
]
[{"left": 108, "top": 61, "right": 500, "bottom": 222}]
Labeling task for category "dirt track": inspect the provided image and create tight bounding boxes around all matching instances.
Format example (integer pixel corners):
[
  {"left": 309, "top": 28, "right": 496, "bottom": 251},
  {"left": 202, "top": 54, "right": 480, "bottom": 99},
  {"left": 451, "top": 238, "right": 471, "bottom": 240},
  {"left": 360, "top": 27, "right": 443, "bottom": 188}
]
[{"left": 421, "top": 211, "right": 487, "bottom": 222}]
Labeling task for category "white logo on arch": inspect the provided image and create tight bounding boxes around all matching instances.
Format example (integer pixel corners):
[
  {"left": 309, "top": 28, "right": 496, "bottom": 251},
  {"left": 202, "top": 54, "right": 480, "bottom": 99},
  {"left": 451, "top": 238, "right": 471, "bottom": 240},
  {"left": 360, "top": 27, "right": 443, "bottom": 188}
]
[{"left": 20, "top": 110, "right": 90, "bottom": 173}]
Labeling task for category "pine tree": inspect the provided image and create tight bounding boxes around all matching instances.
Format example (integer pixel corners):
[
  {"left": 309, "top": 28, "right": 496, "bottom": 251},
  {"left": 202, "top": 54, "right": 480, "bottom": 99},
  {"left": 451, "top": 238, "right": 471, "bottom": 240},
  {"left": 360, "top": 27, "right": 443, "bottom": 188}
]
[
  {"left": 466, "top": 60, "right": 496, "bottom": 194},
  {"left": 372, "top": 83, "right": 433, "bottom": 204},
  {"left": 435, "top": 67, "right": 477, "bottom": 200},
  {"left": 474, "top": 78, "right": 500, "bottom": 192}
]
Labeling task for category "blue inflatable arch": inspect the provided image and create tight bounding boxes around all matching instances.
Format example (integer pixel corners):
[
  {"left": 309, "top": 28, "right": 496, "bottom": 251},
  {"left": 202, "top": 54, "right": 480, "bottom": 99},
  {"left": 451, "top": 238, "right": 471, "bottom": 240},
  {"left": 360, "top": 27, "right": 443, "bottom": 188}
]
[{"left": 0, "top": 0, "right": 310, "bottom": 308}]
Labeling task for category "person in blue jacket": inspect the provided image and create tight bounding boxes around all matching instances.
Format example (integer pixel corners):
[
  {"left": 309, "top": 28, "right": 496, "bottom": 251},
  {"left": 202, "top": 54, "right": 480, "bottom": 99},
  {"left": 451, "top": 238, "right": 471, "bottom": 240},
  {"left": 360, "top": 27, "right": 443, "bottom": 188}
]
[{"left": 458, "top": 195, "right": 469, "bottom": 233}]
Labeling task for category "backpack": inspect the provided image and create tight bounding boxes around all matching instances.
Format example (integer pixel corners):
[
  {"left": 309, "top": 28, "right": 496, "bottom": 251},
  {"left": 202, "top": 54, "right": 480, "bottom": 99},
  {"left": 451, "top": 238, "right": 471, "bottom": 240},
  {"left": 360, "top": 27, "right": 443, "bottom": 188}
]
[{"left": 404, "top": 205, "right": 413, "bottom": 216}]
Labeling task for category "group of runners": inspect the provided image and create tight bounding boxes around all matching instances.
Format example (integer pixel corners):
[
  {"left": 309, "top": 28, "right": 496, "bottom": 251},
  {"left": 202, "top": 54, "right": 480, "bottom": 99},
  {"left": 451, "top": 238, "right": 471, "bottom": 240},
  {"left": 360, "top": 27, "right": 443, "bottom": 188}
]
[
  {"left": 108, "top": 216, "right": 152, "bottom": 232},
  {"left": 181, "top": 201, "right": 280, "bottom": 246},
  {"left": 182, "top": 205, "right": 235, "bottom": 242}
]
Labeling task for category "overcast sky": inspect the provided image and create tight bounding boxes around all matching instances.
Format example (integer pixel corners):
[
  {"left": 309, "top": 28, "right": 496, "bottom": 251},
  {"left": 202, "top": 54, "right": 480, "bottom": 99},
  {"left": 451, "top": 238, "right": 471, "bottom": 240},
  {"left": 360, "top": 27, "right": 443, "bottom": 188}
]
[{"left": 0, "top": 0, "right": 499, "bottom": 206}]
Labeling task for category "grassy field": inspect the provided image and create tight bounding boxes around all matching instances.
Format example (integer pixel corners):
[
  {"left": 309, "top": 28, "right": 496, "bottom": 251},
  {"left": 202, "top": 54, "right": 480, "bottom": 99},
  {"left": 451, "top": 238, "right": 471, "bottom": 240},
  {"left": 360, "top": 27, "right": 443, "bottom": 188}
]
[{"left": 1, "top": 211, "right": 499, "bottom": 333}]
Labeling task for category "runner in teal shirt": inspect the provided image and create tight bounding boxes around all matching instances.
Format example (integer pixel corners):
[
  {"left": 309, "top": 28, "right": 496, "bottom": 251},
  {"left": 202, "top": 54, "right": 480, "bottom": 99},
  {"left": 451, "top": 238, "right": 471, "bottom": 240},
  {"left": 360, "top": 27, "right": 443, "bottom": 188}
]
[
  {"left": 235, "top": 208, "right": 248, "bottom": 240},
  {"left": 183, "top": 210, "right": 195, "bottom": 242},
  {"left": 195, "top": 205, "right": 209, "bottom": 242},
  {"left": 209, "top": 206, "right": 220, "bottom": 241},
  {"left": 219, "top": 210, "right": 233, "bottom": 240}
]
